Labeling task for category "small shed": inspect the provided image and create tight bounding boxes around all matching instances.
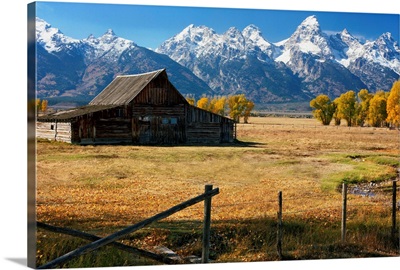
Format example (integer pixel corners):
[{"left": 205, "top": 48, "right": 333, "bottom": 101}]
[{"left": 37, "top": 69, "right": 236, "bottom": 145}]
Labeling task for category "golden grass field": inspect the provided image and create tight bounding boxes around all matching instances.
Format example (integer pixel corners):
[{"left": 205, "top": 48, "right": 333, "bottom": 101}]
[{"left": 35, "top": 117, "right": 400, "bottom": 266}]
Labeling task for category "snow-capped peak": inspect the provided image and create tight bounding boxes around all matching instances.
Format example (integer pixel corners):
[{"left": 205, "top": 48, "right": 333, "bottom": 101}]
[
  {"left": 242, "top": 24, "right": 261, "bottom": 35},
  {"left": 221, "top": 27, "right": 242, "bottom": 44},
  {"left": 87, "top": 34, "right": 96, "bottom": 40},
  {"left": 361, "top": 32, "right": 400, "bottom": 74},
  {"left": 36, "top": 17, "right": 136, "bottom": 60},
  {"left": 172, "top": 24, "right": 217, "bottom": 46},
  {"left": 82, "top": 29, "right": 135, "bottom": 60},
  {"left": 276, "top": 15, "right": 332, "bottom": 63},
  {"left": 242, "top": 24, "right": 264, "bottom": 42},
  {"left": 339, "top": 28, "right": 362, "bottom": 48},
  {"left": 36, "top": 17, "right": 79, "bottom": 52},
  {"left": 374, "top": 32, "right": 399, "bottom": 52},
  {"left": 104, "top": 29, "right": 116, "bottom": 36},
  {"left": 157, "top": 23, "right": 279, "bottom": 62},
  {"left": 300, "top": 15, "right": 319, "bottom": 28},
  {"left": 340, "top": 29, "right": 351, "bottom": 38},
  {"left": 242, "top": 24, "right": 275, "bottom": 57},
  {"left": 293, "top": 15, "right": 323, "bottom": 41}
]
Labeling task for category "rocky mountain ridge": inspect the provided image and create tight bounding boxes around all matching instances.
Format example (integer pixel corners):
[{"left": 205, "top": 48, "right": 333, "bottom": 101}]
[
  {"left": 36, "top": 15, "right": 400, "bottom": 106},
  {"left": 156, "top": 15, "right": 400, "bottom": 102},
  {"left": 35, "top": 17, "right": 214, "bottom": 106}
]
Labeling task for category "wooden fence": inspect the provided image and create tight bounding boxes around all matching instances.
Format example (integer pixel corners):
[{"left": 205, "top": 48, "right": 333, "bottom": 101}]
[
  {"left": 37, "top": 180, "right": 399, "bottom": 267},
  {"left": 276, "top": 180, "right": 399, "bottom": 259},
  {"left": 37, "top": 185, "right": 219, "bottom": 269}
]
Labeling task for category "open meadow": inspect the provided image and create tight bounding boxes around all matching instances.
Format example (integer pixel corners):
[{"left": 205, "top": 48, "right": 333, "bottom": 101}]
[{"left": 36, "top": 116, "right": 400, "bottom": 267}]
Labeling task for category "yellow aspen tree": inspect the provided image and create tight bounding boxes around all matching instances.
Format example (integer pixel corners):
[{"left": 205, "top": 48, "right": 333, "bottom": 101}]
[
  {"left": 310, "top": 94, "right": 335, "bottom": 125},
  {"left": 186, "top": 96, "right": 195, "bottom": 106},
  {"left": 35, "top": 99, "right": 41, "bottom": 116},
  {"left": 336, "top": 90, "right": 357, "bottom": 126},
  {"left": 209, "top": 96, "right": 218, "bottom": 113},
  {"left": 332, "top": 98, "right": 342, "bottom": 126},
  {"left": 243, "top": 100, "right": 254, "bottom": 124},
  {"left": 196, "top": 97, "right": 210, "bottom": 110},
  {"left": 356, "top": 89, "right": 372, "bottom": 126},
  {"left": 368, "top": 91, "right": 387, "bottom": 127},
  {"left": 36, "top": 99, "right": 41, "bottom": 110},
  {"left": 41, "top": 99, "right": 48, "bottom": 112},
  {"left": 213, "top": 96, "right": 227, "bottom": 116},
  {"left": 228, "top": 94, "right": 246, "bottom": 122},
  {"left": 228, "top": 94, "right": 254, "bottom": 123},
  {"left": 386, "top": 80, "right": 400, "bottom": 127}
]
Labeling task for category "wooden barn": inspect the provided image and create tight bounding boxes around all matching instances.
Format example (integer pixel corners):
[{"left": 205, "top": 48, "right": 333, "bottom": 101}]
[{"left": 37, "top": 69, "right": 236, "bottom": 145}]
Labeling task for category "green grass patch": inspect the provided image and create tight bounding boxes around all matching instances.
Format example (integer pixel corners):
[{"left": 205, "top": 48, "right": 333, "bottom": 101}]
[
  {"left": 367, "top": 156, "right": 400, "bottom": 167},
  {"left": 321, "top": 153, "right": 398, "bottom": 191}
]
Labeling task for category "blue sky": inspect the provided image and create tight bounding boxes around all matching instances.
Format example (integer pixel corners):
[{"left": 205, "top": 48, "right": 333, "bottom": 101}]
[{"left": 35, "top": 1, "right": 399, "bottom": 49}]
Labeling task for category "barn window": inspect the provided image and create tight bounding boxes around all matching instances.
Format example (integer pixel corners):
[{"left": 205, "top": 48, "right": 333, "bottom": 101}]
[
  {"left": 50, "top": 124, "right": 54, "bottom": 130},
  {"left": 140, "top": 116, "right": 151, "bottom": 123},
  {"left": 170, "top": 118, "right": 178, "bottom": 125},
  {"left": 162, "top": 118, "right": 169, "bottom": 124},
  {"left": 116, "top": 108, "right": 124, "bottom": 117}
]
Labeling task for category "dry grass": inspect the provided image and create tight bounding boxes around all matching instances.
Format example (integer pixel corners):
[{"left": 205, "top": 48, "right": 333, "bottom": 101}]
[{"left": 35, "top": 117, "right": 400, "bottom": 266}]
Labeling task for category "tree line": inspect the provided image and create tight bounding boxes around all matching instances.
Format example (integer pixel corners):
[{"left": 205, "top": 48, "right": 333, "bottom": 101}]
[
  {"left": 310, "top": 80, "right": 400, "bottom": 128},
  {"left": 186, "top": 94, "right": 255, "bottom": 123}
]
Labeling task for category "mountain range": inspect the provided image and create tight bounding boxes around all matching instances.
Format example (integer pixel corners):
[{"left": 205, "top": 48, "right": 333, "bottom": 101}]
[
  {"left": 35, "top": 17, "right": 214, "bottom": 106},
  {"left": 35, "top": 16, "right": 400, "bottom": 106}
]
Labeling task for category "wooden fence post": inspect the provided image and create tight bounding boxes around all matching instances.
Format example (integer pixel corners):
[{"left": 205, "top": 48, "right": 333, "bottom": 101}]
[
  {"left": 38, "top": 186, "right": 219, "bottom": 269},
  {"left": 392, "top": 180, "right": 398, "bottom": 243},
  {"left": 36, "top": 222, "right": 177, "bottom": 265},
  {"left": 277, "top": 191, "right": 283, "bottom": 260},
  {"left": 341, "top": 182, "right": 347, "bottom": 243},
  {"left": 202, "top": 185, "right": 213, "bottom": 263}
]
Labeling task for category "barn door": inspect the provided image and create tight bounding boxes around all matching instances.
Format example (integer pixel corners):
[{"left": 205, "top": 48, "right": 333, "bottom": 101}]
[{"left": 138, "top": 116, "right": 151, "bottom": 144}]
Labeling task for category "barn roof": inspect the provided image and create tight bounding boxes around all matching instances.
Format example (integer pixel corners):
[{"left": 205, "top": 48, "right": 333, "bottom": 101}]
[
  {"left": 37, "top": 104, "right": 120, "bottom": 121},
  {"left": 89, "top": 69, "right": 166, "bottom": 105}
]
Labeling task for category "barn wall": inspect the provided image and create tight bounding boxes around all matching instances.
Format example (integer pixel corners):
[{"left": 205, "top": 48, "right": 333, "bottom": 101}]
[
  {"left": 36, "top": 121, "right": 72, "bottom": 143},
  {"left": 131, "top": 104, "right": 186, "bottom": 144},
  {"left": 133, "top": 75, "right": 186, "bottom": 106},
  {"left": 186, "top": 106, "right": 235, "bottom": 144},
  {"left": 71, "top": 107, "right": 134, "bottom": 144},
  {"left": 36, "top": 71, "right": 235, "bottom": 145}
]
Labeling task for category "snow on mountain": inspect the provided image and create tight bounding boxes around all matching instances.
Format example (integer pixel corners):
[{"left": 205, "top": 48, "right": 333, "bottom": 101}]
[
  {"left": 36, "top": 15, "right": 400, "bottom": 104},
  {"left": 36, "top": 17, "right": 136, "bottom": 61},
  {"left": 36, "top": 17, "right": 79, "bottom": 53},
  {"left": 362, "top": 32, "right": 400, "bottom": 74},
  {"left": 156, "top": 23, "right": 277, "bottom": 62},
  {"left": 328, "top": 29, "right": 365, "bottom": 67},
  {"left": 83, "top": 29, "right": 136, "bottom": 61},
  {"left": 329, "top": 28, "right": 400, "bottom": 75},
  {"left": 156, "top": 24, "right": 306, "bottom": 102},
  {"left": 275, "top": 15, "right": 333, "bottom": 64},
  {"left": 242, "top": 24, "right": 278, "bottom": 59},
  {"left": 35, "top": 17, "right": 213, "bottom": 102},
  {"left": 158, "top": 14, "right": 399, "bottom": 99}
]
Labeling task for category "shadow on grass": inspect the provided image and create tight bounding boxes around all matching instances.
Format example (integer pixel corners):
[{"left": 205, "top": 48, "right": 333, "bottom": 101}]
[
  {"left": 102, "top": 139, "right": 265, "bottom": 148},
  {"left": 36, "top": 216, "right": 398, "bottom": 268}
]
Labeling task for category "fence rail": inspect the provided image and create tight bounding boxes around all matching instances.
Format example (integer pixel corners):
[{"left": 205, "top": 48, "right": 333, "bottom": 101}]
[
  {"left": 274, "top": 180, "right": 399, "bottom": 259},
  {"left": 38, "top": 185, "right": 219, "bottom": 269},
  {"left": 37, "top": 180, "right": 399, "bottom": 267}
]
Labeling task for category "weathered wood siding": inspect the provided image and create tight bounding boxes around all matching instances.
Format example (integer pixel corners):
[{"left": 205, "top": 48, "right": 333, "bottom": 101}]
[
  {"left": 71, "top": 106, "right": 133, "bottom": 144},
  {"left": 133, "top": 74, "right": 186, "bottom": 106},
  {"left": 129, "top": 76, "right": 188, "bottom": 144},
  {"left": 36, "top": 121, "right": 72, "bottom": 143},
  {"left": 186, "top": 106, "right": 235, "bottom": 144},
  {"left": 131, "top": 104, "right": 186, "bottom": 145},
  {"left": 36, "top": 70, "right": 235, "bottom": 145}
]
